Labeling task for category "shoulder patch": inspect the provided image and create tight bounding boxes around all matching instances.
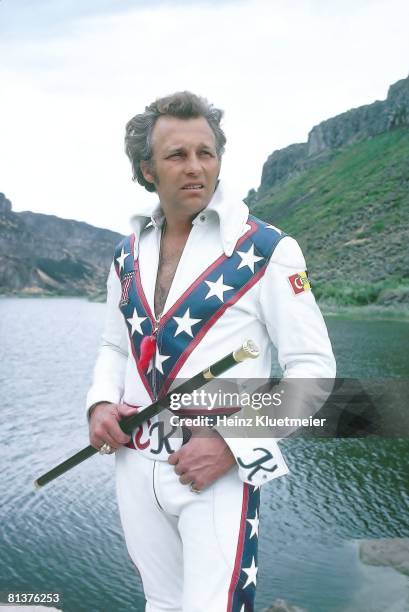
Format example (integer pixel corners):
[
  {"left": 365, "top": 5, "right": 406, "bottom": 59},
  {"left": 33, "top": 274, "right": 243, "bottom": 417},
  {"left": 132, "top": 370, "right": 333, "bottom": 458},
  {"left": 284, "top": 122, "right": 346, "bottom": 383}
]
[{"left": 288, "top": 270, "right": 311, "bottom": 295}]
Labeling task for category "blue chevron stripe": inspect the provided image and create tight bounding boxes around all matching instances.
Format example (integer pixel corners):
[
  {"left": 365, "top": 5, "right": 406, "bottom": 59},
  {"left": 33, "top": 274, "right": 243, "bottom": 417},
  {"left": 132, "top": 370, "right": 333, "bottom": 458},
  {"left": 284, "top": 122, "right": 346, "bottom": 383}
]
[{"left": 114, "top": 216, "right": 286, "bottom": 397}]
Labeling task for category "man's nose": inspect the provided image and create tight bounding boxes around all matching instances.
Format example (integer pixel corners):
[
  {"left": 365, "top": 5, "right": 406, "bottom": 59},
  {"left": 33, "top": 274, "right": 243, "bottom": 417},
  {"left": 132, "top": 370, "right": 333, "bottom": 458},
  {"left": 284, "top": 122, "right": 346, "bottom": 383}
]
[{"left": 184, "top": 153, "right": 201, "bottom": 174}]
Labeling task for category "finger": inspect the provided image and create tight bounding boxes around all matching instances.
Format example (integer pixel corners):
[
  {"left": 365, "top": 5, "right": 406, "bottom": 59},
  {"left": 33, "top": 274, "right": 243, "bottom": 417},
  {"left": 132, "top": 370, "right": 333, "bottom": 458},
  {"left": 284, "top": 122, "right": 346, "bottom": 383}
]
[
  {"left": 179, "top": 473, "right": 193, "bottom": 486},
  {"left": 91, "top": 410, "right": 131, "bottom": 446},
  {"left": 101, "top": 431, "right": 122, "bottom": 451},
  {"left": 174, "top": 463, "right": 185, "bottom": 476},
  {"left": 168, "top": 451, "right": 180, "bottom": 465},
  {"left": 106, "top": 421, "right": 132, "bottom": 446},
  {"left": 90, "top": 432, "right": 120, "bottom": 452},
  {"left": 117, "top": 404, "right": 140, "bottom": 418},
  {"left": 90, "top": 436, "right": 104, "bottom": 450}
]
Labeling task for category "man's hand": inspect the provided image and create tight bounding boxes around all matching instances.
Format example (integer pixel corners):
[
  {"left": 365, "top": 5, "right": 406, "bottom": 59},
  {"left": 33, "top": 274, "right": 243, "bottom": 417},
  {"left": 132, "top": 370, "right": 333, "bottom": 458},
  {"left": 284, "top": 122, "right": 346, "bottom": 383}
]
[
  {"left": 89, "top": 402, "right": 138, "bottom": 452},
  {"left": 168, "top": 427, "right": 236, "bottom": 491}
]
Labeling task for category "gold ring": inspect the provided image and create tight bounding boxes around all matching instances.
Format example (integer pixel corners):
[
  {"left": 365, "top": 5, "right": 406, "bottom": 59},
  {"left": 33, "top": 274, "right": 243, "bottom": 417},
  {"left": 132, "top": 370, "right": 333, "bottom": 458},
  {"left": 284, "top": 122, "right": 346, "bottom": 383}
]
[{"left": 99, "top": 442, "right": 112, "bottom": 455}]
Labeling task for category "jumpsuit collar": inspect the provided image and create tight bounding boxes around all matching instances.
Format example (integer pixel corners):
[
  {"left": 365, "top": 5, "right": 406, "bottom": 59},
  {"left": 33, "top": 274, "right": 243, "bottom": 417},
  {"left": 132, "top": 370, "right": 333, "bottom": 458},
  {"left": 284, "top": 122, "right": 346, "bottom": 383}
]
[{"left": 130, "top": 182, "right": 249, "bottom": 257}]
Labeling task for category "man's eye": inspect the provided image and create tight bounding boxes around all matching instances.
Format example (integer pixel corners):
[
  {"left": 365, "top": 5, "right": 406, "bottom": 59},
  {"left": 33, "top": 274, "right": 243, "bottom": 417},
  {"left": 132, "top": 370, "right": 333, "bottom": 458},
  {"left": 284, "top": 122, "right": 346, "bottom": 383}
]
[
  {"left": 200, "top": 151, "right": 212, "bottom": 156},
  {"left": 169, "top": 153, "right": 182, "bottom": 159}
]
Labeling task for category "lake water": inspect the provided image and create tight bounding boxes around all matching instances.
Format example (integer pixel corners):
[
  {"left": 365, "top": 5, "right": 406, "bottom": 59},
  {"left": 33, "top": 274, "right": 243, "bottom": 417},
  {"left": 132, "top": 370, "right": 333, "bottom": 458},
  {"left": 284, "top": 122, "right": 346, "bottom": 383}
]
[{"left": 0, "top": 298, "right": 408, "bottom": 612}]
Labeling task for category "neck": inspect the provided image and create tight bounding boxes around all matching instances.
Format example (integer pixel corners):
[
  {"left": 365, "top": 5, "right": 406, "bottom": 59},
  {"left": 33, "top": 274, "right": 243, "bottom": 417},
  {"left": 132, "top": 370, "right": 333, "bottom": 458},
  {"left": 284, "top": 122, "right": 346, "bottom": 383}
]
[{"left": 161, "top": 210, "right": 196, "bottom": 237}]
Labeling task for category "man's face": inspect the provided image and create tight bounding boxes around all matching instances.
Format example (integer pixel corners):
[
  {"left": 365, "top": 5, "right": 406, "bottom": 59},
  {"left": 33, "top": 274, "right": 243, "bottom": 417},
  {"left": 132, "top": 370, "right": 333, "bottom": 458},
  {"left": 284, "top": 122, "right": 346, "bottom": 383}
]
[{"left": 140, "top": 116, "right": 221, "bottom": 220}]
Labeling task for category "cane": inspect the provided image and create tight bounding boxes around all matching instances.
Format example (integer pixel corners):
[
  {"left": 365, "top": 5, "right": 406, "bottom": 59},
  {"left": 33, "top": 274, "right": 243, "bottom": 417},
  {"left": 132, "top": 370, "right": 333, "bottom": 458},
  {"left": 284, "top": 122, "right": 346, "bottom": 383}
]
[{"left": 34, "top": 339, "right": 259, "bottom": 489}]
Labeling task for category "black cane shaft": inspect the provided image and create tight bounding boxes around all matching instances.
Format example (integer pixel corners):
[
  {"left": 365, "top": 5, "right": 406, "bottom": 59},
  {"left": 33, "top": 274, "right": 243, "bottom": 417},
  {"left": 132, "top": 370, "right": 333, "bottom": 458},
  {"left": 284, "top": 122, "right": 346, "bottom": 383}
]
[
  {"left": 35, "top": 445, "right": 98, "bottom": 488},
  {"left": 34, "top": 340, "right": 259, "bottom": 489},
  {"left": 208, "top": 354, "right": 238, "bottom": 378},
  {"left": 116, "top": 366, "right": 235, "bottom": 435}
]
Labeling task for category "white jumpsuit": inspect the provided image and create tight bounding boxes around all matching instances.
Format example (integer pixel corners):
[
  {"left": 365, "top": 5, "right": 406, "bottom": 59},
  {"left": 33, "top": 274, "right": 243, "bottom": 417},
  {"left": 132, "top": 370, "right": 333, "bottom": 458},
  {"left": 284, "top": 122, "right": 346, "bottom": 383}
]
[{"left": 86, "top": 186, "right": 336, "bottom": 612}]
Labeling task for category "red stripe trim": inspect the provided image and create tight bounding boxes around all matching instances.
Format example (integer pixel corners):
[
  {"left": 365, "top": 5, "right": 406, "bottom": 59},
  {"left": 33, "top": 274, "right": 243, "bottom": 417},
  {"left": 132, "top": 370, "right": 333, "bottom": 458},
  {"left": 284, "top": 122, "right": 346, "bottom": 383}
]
[
  {"left": 126, "top": 329, "right": 154, "bottom": 402},
  {"left": 160, "top": 219, "right": 257, "bottom": 324},
  {"left": 125, "top": 247, "right": 154, "bottom": 402},
  {"left": 226, "top": 483, "right": 249, "bottom": 611},
  {"left": 114, "top": 235, "right": 153, "bottom": 401},
  {"left": 161, "top": 262, "right": 269, "bottom": 396},
  {"left": 118, "top": 218, "right": 255, "bottom": 325},
  {"left": 120, "top": 219, "right": 263, "bottom": 403},
  {"left": 128, "top": 219, "right": 257, "bottom": 329},
  {"left": 122, "top": 218, "right": 259, "bottom": 400},
  {"left": 134, "top": 257, "right": 155, "bottom": 325}
]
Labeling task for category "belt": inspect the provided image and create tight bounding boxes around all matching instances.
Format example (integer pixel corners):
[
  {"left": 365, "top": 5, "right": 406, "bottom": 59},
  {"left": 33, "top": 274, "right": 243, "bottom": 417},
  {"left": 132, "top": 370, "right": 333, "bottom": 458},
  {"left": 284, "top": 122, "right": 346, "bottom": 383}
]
[{"left": 124, "top": 404, "right": 240, "bottom": 452}]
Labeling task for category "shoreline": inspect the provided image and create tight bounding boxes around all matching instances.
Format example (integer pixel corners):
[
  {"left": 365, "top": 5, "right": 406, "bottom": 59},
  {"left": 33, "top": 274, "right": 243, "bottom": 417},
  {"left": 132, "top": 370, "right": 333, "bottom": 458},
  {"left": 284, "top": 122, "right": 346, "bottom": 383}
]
[
  {"left": 0, "top": 291, "right": 106, "bottom": 302},
  {"left": 2, "top": 293, "right": 408, "bottom": 319},
  {"left": 321, "top": 303, "right": 409, "bottom": 321}
]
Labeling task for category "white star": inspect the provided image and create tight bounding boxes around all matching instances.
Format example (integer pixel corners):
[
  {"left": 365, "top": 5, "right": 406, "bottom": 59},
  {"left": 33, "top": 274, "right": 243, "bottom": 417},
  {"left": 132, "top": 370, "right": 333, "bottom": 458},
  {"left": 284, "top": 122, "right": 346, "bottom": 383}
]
[
  {"left": 173, "top": 308, "right": 201, "bottom": 337},
  {"left": 116, "top": 247, "right": 130, "bottom": 271},
  {"left": 127, "top": 309, "right": 146, "bottom": 335},
  {"left": 246, "top": 509, "right": 259, "bottom": 539},
  {"left": 242, "top": 556, "right": 258, "bottom": 589},
  {"left": 147, "top": 348, "right": 170, "bottom": 375},
  {"left": 205, "top": 275, "right": 233, "bottom": 302},
  {"left": 237, "top": 244, "right": 263, "bottom": 273},
  {"left": 266, "top": 224, "right": 282, "bottom": 234}
]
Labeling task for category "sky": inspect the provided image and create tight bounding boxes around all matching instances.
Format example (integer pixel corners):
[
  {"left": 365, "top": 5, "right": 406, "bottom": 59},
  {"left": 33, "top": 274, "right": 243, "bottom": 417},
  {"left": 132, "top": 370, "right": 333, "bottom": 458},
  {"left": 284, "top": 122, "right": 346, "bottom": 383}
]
[{"left": 1, "top": 0, "right": 409, "bottom": 234}]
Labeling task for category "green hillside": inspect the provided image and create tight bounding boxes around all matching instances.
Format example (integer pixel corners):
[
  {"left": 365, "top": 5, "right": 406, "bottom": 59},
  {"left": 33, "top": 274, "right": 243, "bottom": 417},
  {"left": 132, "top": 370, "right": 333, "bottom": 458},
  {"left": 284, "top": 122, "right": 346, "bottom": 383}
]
[{"left": 252, "top": 127, "right": 409, "bottom": 307}]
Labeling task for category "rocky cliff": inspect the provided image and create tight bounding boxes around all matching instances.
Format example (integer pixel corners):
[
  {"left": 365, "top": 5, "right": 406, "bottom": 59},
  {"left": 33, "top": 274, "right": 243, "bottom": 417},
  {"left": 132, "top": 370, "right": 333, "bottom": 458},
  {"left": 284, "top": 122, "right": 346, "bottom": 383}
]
[
  {"left": 248, "top": 75, "right": 409, "bottom": 308},
  {"left": 251, "top": 75, "right": 409, "bottom": 202},
  {"left": 0, "top": 193, "right": 124, "bottom": 296}
]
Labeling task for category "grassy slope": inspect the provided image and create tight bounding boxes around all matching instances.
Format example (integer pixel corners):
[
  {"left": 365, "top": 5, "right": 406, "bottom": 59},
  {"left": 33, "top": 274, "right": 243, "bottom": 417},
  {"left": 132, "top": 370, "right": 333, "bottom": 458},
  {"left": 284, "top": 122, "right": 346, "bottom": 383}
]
[{"left": 252, "top": 127, "right": 409, "bottom": 307}]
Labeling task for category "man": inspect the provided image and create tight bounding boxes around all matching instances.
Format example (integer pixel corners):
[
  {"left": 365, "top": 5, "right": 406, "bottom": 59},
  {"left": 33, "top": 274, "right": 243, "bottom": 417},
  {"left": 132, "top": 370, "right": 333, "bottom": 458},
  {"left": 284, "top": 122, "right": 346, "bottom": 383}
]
[{"left": 86, "top": 92, "right": 336, "bottom": 612}]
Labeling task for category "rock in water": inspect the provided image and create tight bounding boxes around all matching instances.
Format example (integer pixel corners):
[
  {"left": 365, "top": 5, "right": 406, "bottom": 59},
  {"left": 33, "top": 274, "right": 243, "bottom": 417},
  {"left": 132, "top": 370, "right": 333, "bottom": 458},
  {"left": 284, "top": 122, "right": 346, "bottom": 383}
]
[
  {"left": 359, "top": 538, "right": 409, "bottom": 576},
  {"left": 262, "top": 598, "right": 307, "bottom": 612}
]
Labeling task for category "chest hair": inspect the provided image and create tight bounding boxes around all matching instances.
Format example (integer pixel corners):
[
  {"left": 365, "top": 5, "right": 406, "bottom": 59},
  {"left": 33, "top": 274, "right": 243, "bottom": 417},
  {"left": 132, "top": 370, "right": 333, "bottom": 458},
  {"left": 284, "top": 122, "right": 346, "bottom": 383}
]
[{"left": 154, "top": 233, "right": 188, "bottom": 318}]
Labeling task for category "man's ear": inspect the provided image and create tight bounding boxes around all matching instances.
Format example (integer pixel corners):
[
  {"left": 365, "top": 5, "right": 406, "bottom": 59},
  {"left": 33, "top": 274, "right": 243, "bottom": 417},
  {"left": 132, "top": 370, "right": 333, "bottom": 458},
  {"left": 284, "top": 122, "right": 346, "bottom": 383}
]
[{"left": 140, "top": 160, "right": 155, "bottom": 184}]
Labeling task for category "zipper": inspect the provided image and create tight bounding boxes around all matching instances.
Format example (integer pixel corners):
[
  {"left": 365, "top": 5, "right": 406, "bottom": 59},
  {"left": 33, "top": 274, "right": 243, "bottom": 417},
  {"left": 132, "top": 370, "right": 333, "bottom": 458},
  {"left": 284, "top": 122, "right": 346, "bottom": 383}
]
[
  {"left": 151, "top": 312, "right": 162, "bottom": 400},
  {"left": 151, "top": 220, "right": 165, "bottom": 401}
]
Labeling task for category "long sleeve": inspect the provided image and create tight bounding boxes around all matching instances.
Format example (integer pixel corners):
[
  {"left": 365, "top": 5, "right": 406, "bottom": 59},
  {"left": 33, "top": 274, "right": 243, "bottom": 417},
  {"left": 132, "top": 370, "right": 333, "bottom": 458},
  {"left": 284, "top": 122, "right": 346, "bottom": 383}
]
[
  {"left": 85, "top": 262, "right": 129, "bottom": 417},
  {"left": 217, "top": 235, "right": 336, "bottom": 486},
  {"left": 259, "top": 235, "right": 336, "bottom": 380}
]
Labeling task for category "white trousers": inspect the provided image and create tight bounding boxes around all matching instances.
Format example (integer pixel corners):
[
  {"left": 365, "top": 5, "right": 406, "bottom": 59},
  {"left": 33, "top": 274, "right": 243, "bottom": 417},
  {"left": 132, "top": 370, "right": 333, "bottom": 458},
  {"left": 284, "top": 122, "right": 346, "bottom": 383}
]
[{"left": 115, "top": 447, "right": 260, "bottom": 612}]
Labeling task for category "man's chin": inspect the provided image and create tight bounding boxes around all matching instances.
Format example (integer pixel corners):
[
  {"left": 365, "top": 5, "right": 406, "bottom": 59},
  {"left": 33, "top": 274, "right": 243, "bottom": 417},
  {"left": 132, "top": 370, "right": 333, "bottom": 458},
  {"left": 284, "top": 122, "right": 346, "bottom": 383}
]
[
  {"left": 181, "top": 190, "right": 212, "bottom": 207},
  {"left": 181, "top": 187, "right": 207, "bottom": 199}
]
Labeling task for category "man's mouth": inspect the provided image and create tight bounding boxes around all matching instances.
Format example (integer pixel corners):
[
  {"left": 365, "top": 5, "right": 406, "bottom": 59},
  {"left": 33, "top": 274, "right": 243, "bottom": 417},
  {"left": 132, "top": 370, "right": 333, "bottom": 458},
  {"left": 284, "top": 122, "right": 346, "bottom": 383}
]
[{"left": 181, "top": 184, "right": 204, "bottom": 190}]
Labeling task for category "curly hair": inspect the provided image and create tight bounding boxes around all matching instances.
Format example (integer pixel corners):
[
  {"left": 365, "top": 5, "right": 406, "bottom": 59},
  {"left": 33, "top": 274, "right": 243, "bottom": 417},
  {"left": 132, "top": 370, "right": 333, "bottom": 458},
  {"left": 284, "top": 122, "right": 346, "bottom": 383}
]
[{"left": 124, "top": 91, "right": 226, "bottom": 192}]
